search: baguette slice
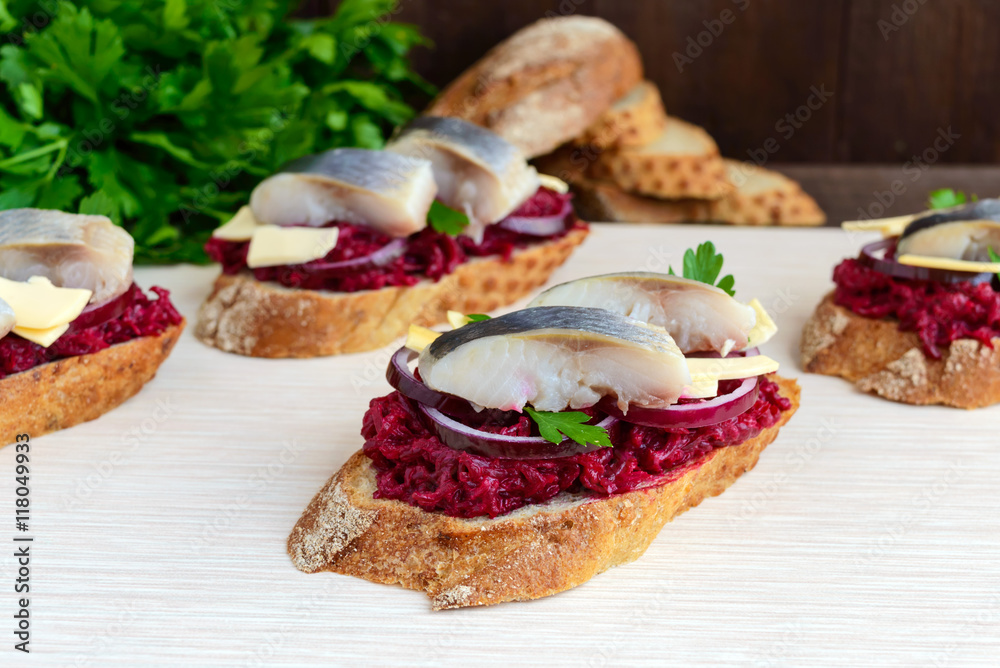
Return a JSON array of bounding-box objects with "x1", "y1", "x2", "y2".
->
[
  {"x1": 195, "y1": 228, "x2": 588, "y2": 358},
  {"x1": 711, "y1": 160, "x2": 825, "y2": 225},
  {"x1": 802, "y1": 293, "x2": 1000, "y2": 409},
  {"x1": 426, "y1": 16, "x2": 643, "y2": 159},
  {"x1": 573, "y1": 81, "x2": 667, "y2": 150},
  {"x1": 0, "y1": 322, "x2": 185, "y2": 446},
  {"x1": 589, "y1": 117, "x2": 731, "y2": 199},
  {"x1": 287, "y1": 375, "x2": 800, "y2": 610},
  {"x1": 536, "y1": 150, "x2": 824, "y2": 226}
]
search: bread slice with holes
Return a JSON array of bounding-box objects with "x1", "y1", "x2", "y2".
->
[
  {"x1": 287, "y1": 374, "x2": 800, "y2": 609},
  {"x1": 573, "y1": 81, "x2": 667, "y2": 150},
  {"x1": 536, "y1": 150, "x2": 824, "y2": 226},
  {"x1": 426, "y1": 16, "x2": 643, "y2": 159},
  {"x1": 588, "y1": 117, "x2": 731, "y2": 199},
  {"x1": 0, "y1": 322, "x2": 184, "y2": 445},
  {"x1": 195, "y1": 228, "x2": 588, "y2": 358},
  {"x1": 801, "y1": 293, "x2": 1000, "y2": 408}
]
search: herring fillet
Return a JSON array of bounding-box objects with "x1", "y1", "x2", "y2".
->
[
  {"x1": 388, "y1": 116, "x2": 540, "y2": 233},
  {"x1": 249, "y1": 148, "x2": 437, "y2": 238},
  {"x1": 418, "y1": 306, "x2": 691, "y2": 412},
  {"x1": 0, "y1": 297, "x2": 13, "y2": 339},
  {"x1": 0, "y1": 209, "x2": 134, "y2": 304},
  {"x1": 528, "y1": 272, "x2": 757, "y2": 354}
]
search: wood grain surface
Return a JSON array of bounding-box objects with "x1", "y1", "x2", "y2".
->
[
  {"x1": 2, "y1": 223, "x2": 998, "y2": 665},
  {"x1": 311, "y1": 0, "x2": 1000, "y2": 163}
]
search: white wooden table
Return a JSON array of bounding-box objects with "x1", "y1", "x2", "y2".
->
[{"x1": 3, "y1": 224, "x2": 998, "y2": 666}]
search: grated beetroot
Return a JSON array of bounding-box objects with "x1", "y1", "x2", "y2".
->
[
  {"x1": 362, "y1": 379, "x2": 793, "y2": 519},
  {"x1": 204, "y1": 188, "x2": 583, "y2": 292},
  {"x1": 0, "y1": 284, "x2": 183, "y2": 380},
  {"x1": 833, "y1": 258, "x2": 1000, "y2": 359}
]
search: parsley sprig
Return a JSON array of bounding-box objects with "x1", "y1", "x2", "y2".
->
[
  {"x1": 427, "y1": 201, "x2": 469, "y2": 235},
  {"x1": 524, "y1": 407, "x2": 612, "y2": 448},
  {"x1": 928, "y1": 188, "x2": 977, "y2": 210},
  {"x1": 668, "y1": 241, "x2": 735, "y2": 296}
]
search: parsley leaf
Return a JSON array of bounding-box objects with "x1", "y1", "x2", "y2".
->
[
  {"x1": 427, "y1": 200, "x2": 469, "y2": 235},
  {"x1": 668, "y1": 241, "x2": 736, "y2": 296},
  {"x1": 466, "y1": 314, "x2": 491, "y2": 322},
  {"x1": 0, "y1": 0, "x2": 433, "y2": 263},
  {"x1": 524, "y1": 407, "x2": 613, "y2": 448},
  {"x1": 928, "y1": 188, "x2": 977, "y2": 210}
]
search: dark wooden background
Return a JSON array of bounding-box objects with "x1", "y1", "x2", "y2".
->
[{"x1": 316, "y1": 0, "x2": 1000, "y2": 165}]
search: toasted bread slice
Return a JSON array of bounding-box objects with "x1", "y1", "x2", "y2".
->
[
  {"x1": 287, "y1": 375, "x2": 800, "y2": 609},
  {"x1": 802, "y1": 294, "x2": 1000, "y2": 408},
  {"x1": 536, "y1": 149, "x2": 824, "y2": 226},
  {"x1": 426, "y1": 16, "x2": 643, "y2": 158},
  {"x1": 0, "y1": 322, "x2": 185, "y2": 446},
  {"x1": 573, "y1": 81, "x2": 667, "y2": 150},
  {"x1": 588, "y1": 117, "x2": 731, "y2": 199},
  {"x1": 195, "y1": 228, "x2": 588, "y2": 358},
  {"x1": 713, "y1": 160, "x2": 825, "y2": 225}
]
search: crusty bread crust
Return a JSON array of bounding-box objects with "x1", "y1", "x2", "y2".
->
[
  {"x1": 195, "y1": 228, "x2": 588, "y2": 358},
  {"x1": 0, "y1": 322, "x2": 185, "y2": 446},
  {"x1": 573, "y1": 81, "x2": 667, "y2": 150},
  {"x1": 426, "y1": 16, "x2": 643, "y2": 158},
  {"x1": 802, "y1": 293, "x2": 1000, "y2": 408},
  {"x1": 287, "y1": 375, "x2": 800, "y2": 609}
]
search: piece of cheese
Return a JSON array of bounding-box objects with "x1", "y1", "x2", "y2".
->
[
  {"x1": 13, "y1": 323, "x2": 70, "y2": 348},
  {"x1": 842, "y1": 215, "x2": 913, "y2": 238},
  {"x1": 0, "y1": 276, "x2": 92, "y2": 330},
  {"x1": 682, "y1": 378, "x2": 719, "y2": 399},
  {"x1": 538, "y1": 173, "x2": 570, "y2": 194},
  {"x1": 446, "y1": 311, "x2": 471, "y2": 329},
  {"x1": 212, "y1": 205, "x2": 261, "y2": 241},
  {"x1": 405, "y1": 324, "x2": 441, "y2": 353},
  {"x1": 245, "y1": 226, "x2": 340, "y2": 269},
  {"x1": 686, "y1": 355, "x2": 780, "y2": 383},
  {"x1": 896, "y1": 254, "x2": 1000, "y2": 273},
  {"x1": 746, "y1": 298, "x2": 778, "y2": 347}
]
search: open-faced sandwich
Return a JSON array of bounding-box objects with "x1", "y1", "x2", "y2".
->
[
  {"x1": 288, "y1": 243, "x2": 800, "y2": 609},
  {"x1": 802, "y1": 198, "x2": 1000, "y2": 408},
  {"x1": 0, "y1": 209, "x2": 184, "y2": 445},
  {"x1": 196, "y1": 116, "x2": 587, "y2": 358}
]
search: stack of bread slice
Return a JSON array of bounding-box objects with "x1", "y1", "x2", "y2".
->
[{"x1": 429, "y1": 15, "x2": 824, "y2": 227}]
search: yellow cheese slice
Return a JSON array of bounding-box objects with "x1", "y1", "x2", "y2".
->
[
  {"x1": 13, "y1": 323, "x2": 70, "y2": 348},
  {"x1": 538, "y1": 173, "x2": 570, "y2": 194},
  {"x1": 896, "y1": 254, "x2": 1000, "y2": 273},
  {"x1": 212, "y1": 205, "x2": 260, "y2": 241},
  {"x1": 405, "y1": 324, "x2": 440, "y2": 352},
  {"x1": 841, "y1": 215, "x2": 913, "y2": 237},
  {"x1": 446, "y1": 310, "x2": 471, "y2": 329},
  {"x1": 245, "y1": 226, "x2": 340, "y2": 269},
  {"x1": 682, "y1": 378, "x2": 719, "y2": 399},
  {"x1": 746, "y1": 298, "x2": 778, "y2": 347},
  {"x1": 686, "y1": 355, "x2": 780, "y2": 383},
  {"x1": 0, "y1": 276, "x2": 92, "y2": 330}
]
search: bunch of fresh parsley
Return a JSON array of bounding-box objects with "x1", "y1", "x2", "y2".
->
[{"x1": 0, "y1": 0, "x2": 433, "y2": 263}]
